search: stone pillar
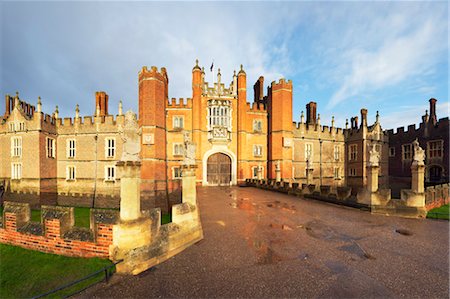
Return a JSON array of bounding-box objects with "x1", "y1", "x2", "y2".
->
[
  {"x1": 182, "y1": 165, "x2": 197, "y2": 206},
  {"x1": 306, "y1": 169, "x2": 313, "y2": 185},
  {"x1": 411, "y1": 163, "x2": 425, "y2": 194},
  {"x1": 367, "y1": 165, "x2": 379, "y2": 193},
  {"x1": 117, "y1": 161, "x2": 141, "y2": 221}
]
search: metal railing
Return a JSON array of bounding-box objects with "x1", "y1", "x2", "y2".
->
[{"x1": 33, "y1": 259, "x2": 123, "y2": 299}]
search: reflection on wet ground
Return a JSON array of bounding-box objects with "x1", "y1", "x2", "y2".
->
[{"x1": 80, "y1": 186, "x2": 449, "y2": 298}]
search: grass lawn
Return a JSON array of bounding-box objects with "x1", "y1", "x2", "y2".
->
[
  {"x1": 0, "y1": 243, "x2": 113, "y2": 299},
  {"x1": 427, "y1": 204, "x2": 449, "y2": 220}
]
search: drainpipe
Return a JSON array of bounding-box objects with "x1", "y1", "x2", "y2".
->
[{"x1": 319, "y1": 139, "x2": 323, "y2": 186}]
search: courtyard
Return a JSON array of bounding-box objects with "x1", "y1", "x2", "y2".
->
[{"x1": 80, "y1": 186, "x2": 448, "y2": 298}]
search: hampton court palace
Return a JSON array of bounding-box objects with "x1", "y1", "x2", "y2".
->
[{"x1": 1, "y1": 60, "x2": 447, "y2": 209}]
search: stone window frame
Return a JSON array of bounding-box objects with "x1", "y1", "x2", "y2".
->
[
  {"x1": 427, "y1": 140, "x2": 443, "y2": 159},
  {"x1": 305, "y1": 143, "x2": 313, "y2": 162},
  {"x1": 253, "y1": 119, "x2": 263, "y2": 133},
  {"x1": 46, "y1": 137, "x2": 56, "y2": 159},
  {"x1": 334, "y1": 167, "x2": 341, "y2": 179},
  {"x1": 334, "y1": 145, "x2": 340, "y2": 161},
  {"x1": 173, "y1": 143, "x2": 184, "y2": 156},
  {"x1": 9, "y1": 122, "x2": 15, "y2": 132},
  {"x1": 253, "y1": 145, "x2": 263, "y2": 157},
  {"x1": 66, "y1": 165, "x2": 76, "y2": 181},
  {"x1": 11, "y1": 162, "x2": 22, "y2": 180},
  {"x1": 104, "y1": 165, "x2": 116, "y2": 182},
  {"x1": 349, "y1": 144, "x2": 357, "y2": 161},
  {"x1": 172, "y1": 167, "x2": 182, "y2": 179},
  {"x1": 349, "y1": 168, "x2": 356, "y2": 177},
  {"x1": 11, "y1": 136, "x2": 22, "y2": 157},
  {"x1": 402, "y1": 143, "x2": 412, "y2": 160},
  {"x1": 251, "y1": 166, "x2": 264, "y2": 179},
  {"x1": 105, "y1": 137, "x2": 116, "y2": 159},
  {"x1": 173, "y1": 115, "x2": 184, "y2": 130},
  {"x1": 389, "y1": 147, "x2": 395, "y2": 157},
  {"x1": 66, "y1": 139, "x2": 76, "y2": 159}
]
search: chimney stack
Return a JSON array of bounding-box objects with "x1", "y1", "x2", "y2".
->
[
  {"x1": 253, "y1": 76, "x2": 264, "y2": 102},
  {"x1": 429, "y1": 98, "x2": 437, "y2": 125},
  {"x1": 360, "y1": 108, "x2": 368, "y2": 128},
  {"x1": 306, "y1": 101, "x2": 317, "y2": 125}
]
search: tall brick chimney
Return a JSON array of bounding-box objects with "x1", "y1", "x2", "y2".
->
[
  {"x1": 253, "y1": 76, "x2": 264, "y2": 102},
  {"x1": 95, "y1": 91, "x2": 109, "y2": 116},
  {"x1": 306, "y1": 102, "x2": 317, "y2": 125},
  {"x1": 360, "y1": 108, "x2": 368, "y2": 128},
  {"x1": 429, "y1": 98, "x2": 437, "y2": 125}
]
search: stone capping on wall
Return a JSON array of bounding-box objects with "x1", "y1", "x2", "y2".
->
[
  {"x1": 245, "y1": 179, "x2": 363, "y2": 209},
  {"x1": 55, "y1": 113, "x2": 125, "y2": 127},
  {"x1": 425, "y1": 183, "x2": 450, "y2": 211},
  {"x1": 386, "y1": 117, "x2": 449, "y2": 135},
  {"x1": 0, "y1": 201, "x2": 119, "y2": 258},
  {"x1": 167, "y1": 98, "x2": 193, "y2": 109},
  {"x1": 293, "y1": 121, "x2": 344, "y2": 136}
]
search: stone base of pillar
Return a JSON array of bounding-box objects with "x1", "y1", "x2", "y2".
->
[
  {"x1": 182, "y1": 165, "x2": 197, "y2": 206},
  {"x1": 275, "y1": 169, "x2": 281, "y2": 182},
  {"x1": 306, "y1": 169, "x2": 314, "y2": 185},
  {"x1": 357, "y1": 189, "x2": 391, "y2": 206},
  {"x1": 401, "y1": 190, "x2": 425, "y2": 208}
]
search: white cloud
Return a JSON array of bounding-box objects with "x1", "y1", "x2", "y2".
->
[{"x1": 327, "y1": 15, "x2": 446, "y2": 109}]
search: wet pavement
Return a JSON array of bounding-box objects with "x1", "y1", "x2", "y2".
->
[{"x1": 78, "y1": 186, "x2": 449, "y2": 298}]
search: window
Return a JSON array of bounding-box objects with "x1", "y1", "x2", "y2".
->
[
  {"x1": 105, "y1": 166, "x2": 116, "y2": 181},
  {"x1": 208, "y1": 101, "x2": 231, "y2": 129},
  {"x1": 334, "y1": 145, "x2": 340, "y2": 161},
  {"x1": 105, "y1": 138, "x2": 115, "y2": 158},
  {"x1": 334, "y1": 167, "x2": 340, "y2": 179},
  {"x1": 389, "y1": 147, "x2": 395, "y2": 157},
  {"x1": 18, "y1": 122, "x2": 25, "y2": 131},
  {"x1": 66, "y1": 166, "x2": 76, "y2": 181},
  {"x1": 349, "y1": 168, "x2": 356, "y2": 176},
  {"x1": 252, "y1": 167, "x2": 259, "y2": 179},
  {"x1": 427, "y1": 140, "x2": 443, "y2": 159},
  {"x1": 11, "y1": 137, "x2": 22, "y2": 157},
  {"x1": 252, "y1": 166, "x2": 263, "y2": 179},
  {"x1": 46, "y1": 138, "x2": 55, "y2": 158},
  {"x1": 349, "y1": 144, "x2": 357, "y2": 161},
  {"x1": 173, "y1": 167, "x2": 182, "y2": 179},
  {"x1": 67, "y1": 139, "x2": 76, "y2": 158},
  {"x1": 253, "y1": 145, "x2": 263, "y2": 157},
  {"x1": 253, "y1": 120, "x2": 262, "y2": 133},
  {"x1": 305, "y1": 143, "x2": 313, "y2": 161},
  {"x1": 173, "y1": 143, "x2": 184, "y2": 156},
  {"x1": 9, "y1": 123, "x2": 15, "y2": 132},
  {"x1": 402, "y1": 144, "x2": 412, "y2": 160},
  {"x1": 11, "y1": 163, "x2": 22, "y2": 179},
  {"x1": 173, "y1": 116, "x2": 184, "y2": 129}
]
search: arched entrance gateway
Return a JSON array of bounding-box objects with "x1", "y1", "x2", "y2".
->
[{"x1": 206, "y1": 153, "x2": 231, "y2": 186}]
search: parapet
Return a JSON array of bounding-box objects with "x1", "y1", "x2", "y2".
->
[
  {"x1": 167, "y1": 98, "x2": 193, "y2": 109},
  {"x1": 245, "y1": 102, "x2": 267, "y2": 112},
  {"x1": 138, "y1": 66, "x2": 168, "y2": 83},
  {"x1": 271, "y1": 78, "x2": 293, "y2": 91}
]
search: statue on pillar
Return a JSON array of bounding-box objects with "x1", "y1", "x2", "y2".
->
[
  {"x1": 368, "y1": 144, "x2": 380, "y2": 167},
  {"x1": 119, "y1": 110, "x2": 141, "y2": 162},
  {"x1": 412, "y1": 139, "x2": 425, "y2": 166},
  {"x1": 183, "y1": 131, "x2": 196, "y2": 166}
]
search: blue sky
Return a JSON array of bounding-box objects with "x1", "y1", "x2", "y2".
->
[{"x1": 1, "y1": 1, "x2": 448, "y2": 130}]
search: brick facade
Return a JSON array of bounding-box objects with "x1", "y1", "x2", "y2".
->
[{"x1": 1, "y1": 60, "x2": 389, "y2": 209}]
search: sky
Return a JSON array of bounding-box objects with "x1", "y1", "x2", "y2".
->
[{"x1": 1, "y1": 1, "x2": 448, "y2": 131}]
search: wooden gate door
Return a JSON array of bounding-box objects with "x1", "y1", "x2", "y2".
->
[{"x1": 207, "y1": 153, "x2": 231, "y2": 186}]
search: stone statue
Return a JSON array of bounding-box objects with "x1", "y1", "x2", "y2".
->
[
  {"x1": 368, "y1": 144, "x2": 380, "y2": 167},
  {"x1": 183, "y1": 131, "x2": 196, "y2": 166},
  {"x1": 412, "y1": 138, "x2": 425, "y2": 166},
  {"x1": 119, "y1": 110, "x2": 141, "y2": 161}
]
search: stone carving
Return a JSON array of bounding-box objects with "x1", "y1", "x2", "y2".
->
[
  {"x1": 412, "y1": 138, "x2": 425, "y2": 166},
  {"x1": 368, "y1": 144, "x2": 380, "y2": 167},
  {"x1": 119, "y1": 110, "x2": 141, "y2": 161},
  {"x1": 183, "y1": 131, "x2": 196, "y2": 166},
  {"x1": 306, "y1": 158, "x2": 313, "y2": 169}
]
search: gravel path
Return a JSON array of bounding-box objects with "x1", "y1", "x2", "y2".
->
[{"x1": 77, "y1": 186, "x2": 449, "y2": 298}]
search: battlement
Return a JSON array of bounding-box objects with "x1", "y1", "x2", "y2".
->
[
  {"x1": 388, "y1": 116, "x2": 449, "y2": 135},
  {"x1": 54, "y1": 113, "x2": 125, "y2": 129},
  {"x1": 167, "y1": 98, "x2": 193, "y2": 109},
  {"x1": 294, "y1": 121, "x2": 345, "y2": 137},
  {"x1": 138, "y1": 66, "x2": 168, "y2": 82},
  {"x1": 271, "y1": 78, "x2": 293, "y2": 91},
  {"x1": 245, "y1": 102, "x2": 267, "y2": 112}
]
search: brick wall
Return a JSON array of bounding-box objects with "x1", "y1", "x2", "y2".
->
[
  {"x1": 425, "y1": 183, "x2": 450, "y2": 211},
  {"x1": 0, "y1": 202, "x2": 117, "y2": 258}
]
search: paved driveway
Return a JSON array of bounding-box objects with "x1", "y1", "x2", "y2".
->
[{"x1": 79, "y1": 186, "x2": 449, "y2": 298}]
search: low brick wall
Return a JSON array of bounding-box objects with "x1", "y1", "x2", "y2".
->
[
  {"x1": 425, "y1": 183, "x2": 450, "y2": 211},
  {"x1": 0, "y1": 202, "x2": 118, "y2": 258}
]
